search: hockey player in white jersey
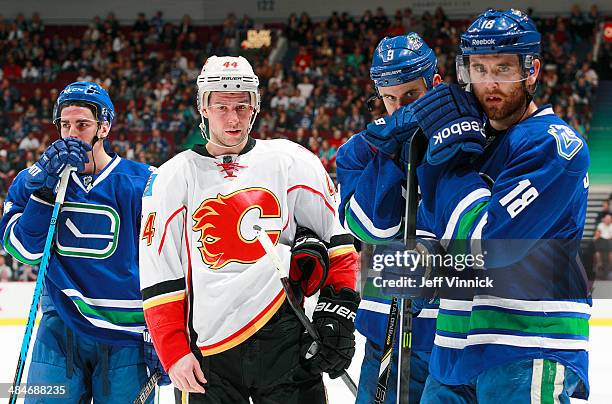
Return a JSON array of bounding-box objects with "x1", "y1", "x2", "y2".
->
[{"x1": 139, "y1": 56, "x2": 360, "y2": 403}]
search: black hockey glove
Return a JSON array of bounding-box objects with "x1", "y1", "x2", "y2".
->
[
  {"x1": 289, "y1": 226, "x2": 330, "y2": 297},
  {"x1": 301, "y1": 285, "x2": 360, "y2": 378}
]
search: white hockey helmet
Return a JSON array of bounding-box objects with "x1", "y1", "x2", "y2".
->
[{"x1": 197, "y1": 56, "x2": 260, "y2": 138}]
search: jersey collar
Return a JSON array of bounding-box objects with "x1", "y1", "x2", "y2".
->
[{"x1": 72, "y1": 154, "x2": 121, "y2": 193}]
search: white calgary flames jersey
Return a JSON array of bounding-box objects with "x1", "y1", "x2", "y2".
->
[{"x1": 139, "y1": 138, "x2": 357, "y2": 370}]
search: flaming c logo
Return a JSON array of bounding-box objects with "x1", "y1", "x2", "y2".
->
[{"x1": 192, "y1": 188, "x2": 281, "y2": 269}]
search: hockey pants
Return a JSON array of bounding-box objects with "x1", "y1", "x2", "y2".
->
[
  {"x1": 24, "y1": 310, "x2": 151, "y2": 403},
  {"x1": 175, "y1": 300, "x2": 326, "y2": 404},
  {"x1": 421, "y1": 358, "x2": 582, "y2": 403}
]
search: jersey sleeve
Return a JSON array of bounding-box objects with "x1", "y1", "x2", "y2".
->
[
  {"x1": 139, "y1": 165, "x2": 191, "y2": 371},
  {"x1": 287, "y1": 143, "x2": 358, "y2": 291},
  {"x1": 0, "y1": 170, "x2": 54, "y2": 265},
  {"x1": 324, "y1": 217, "x2": 358, "y2": 291},
  {"x1": 336, "y1": 133, "x2": 406, "y2": 244},
  {"x1": 417, "y1": 124, "x2": 589, "y2": 257}
]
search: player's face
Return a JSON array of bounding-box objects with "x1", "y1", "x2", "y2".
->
[
  {"x1": 59, "y1": 106, "x2": 109, "y2": 146},
  {"x1": 469, "y1": 54, "x2": 527, "y2": 121},
  {"x1": 379, "y1": 79, "x2": 428, "y2": 115},
  {"x1": 203, "y1": 92, "x2": 254, "y2": 148}
]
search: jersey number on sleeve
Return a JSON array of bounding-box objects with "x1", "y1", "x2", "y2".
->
[
  {"x1": 499, "y1": 179, "x2": 539, "y2": 219},
  {"x1": 142, "y1": 212, "x2": 156, "y2": 246}
]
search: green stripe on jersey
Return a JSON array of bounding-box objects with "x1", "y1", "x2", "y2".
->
[
  {"x1": 436, "y1": 312, "x2": 471, "y2": 334},
  {"x1": 72, "y1": 298, "x2": 145, "y2": 325},
  {"x1": 541, "y1": 359, "x2": 557, "y2": 404},
  {"x1": 471, "y1": 310, "x2": 589, "y2": 337},
  {"x1": 345, "y1": 203, "x2": 398, "y2": 245},
  {"x1": 362, "y1": 278, "x2": 392, "y2": 300},
  {"x1": 449, "y1": 201, "x2": 488, "y2": 255},
  {"x1": 3, "y1": 228, "x2": 42, "y2": 265}
]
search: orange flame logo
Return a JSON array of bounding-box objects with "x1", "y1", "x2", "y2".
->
[{"x1": 192, "y1": 188, "x2": 281, "y2": 269}]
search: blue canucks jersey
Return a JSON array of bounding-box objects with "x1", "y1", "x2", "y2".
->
[
  {"x1": 416, "y1": 105, "x2": 590, "y2": 398},
  {"x1": 0, "y1": 155, "x2": 153, "y2": 346},
  {"x1": 336, "y1": 133, "x2": 438, "y2": 351}
]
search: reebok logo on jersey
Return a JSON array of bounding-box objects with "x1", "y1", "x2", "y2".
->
[
  {"x1": 314, "y1": 302, "x2": 356, "y2": 321},
  {"x1": 471, "y1": 38, "x2": 496, "y2": 46},
  {"x1": 433, "y1": 121, "x2": 484, "y2": 145}
]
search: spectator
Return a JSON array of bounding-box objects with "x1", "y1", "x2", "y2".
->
[
  {"x1": 596, "y1": 200, "x2": 611, "y2": 224},
  {"x1": 594, "y1": 214, "x2": 612, "y2": 279},
  {"x1": 16, "y1": 264, "x2": 37, "y2": 282},
  {"x1": 0, "y1": 149, "x2": 15, "y2": 188},
  {"x1": 21, "y1": 61, "x2": 40, "y2": 81},
  {"x1": 294, "y1": 46, "x2": 313, "y2": 71},
  {"x1": 0, "y1": 255, "x2": 11, "y2": 282},
  {"x1": 133, "y1": 12, "x2": 150, "y2": 34}
]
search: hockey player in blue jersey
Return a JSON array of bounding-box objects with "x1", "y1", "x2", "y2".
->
[
  {"x1": 363, "y1": 9, "x2": 590, "y2": 403},
  {"x1": 335, "y1": 34, "x2": 442, "y2": 403},
  {"x1": 0, "y1": 82, "x2": 167, "y2": 402}
]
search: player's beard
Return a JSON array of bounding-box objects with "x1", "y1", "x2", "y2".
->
[{"x1": 474, "y1": 81, "x2": 527, "y2": 122}]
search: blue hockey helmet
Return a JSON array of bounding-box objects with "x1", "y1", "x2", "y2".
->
[
  {"x1": 53, "y1": 81, "x2": 115, "y2": 127},
  {"x1": 460, "y1": 9, "x2": 540, "y2": 56},
  {"x1": 370, "y1": 33, "x2": 438, "y2": 90},
  {"x1": 457, "y1": 9, "x2": 541, "y2": 85}
]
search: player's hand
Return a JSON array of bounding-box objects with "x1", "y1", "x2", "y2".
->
[
  {"x1": 409, "y1": 83, "x2": 485, "y2": 165},
  {"x1": 378, "y1": 239, "x2": 440, "y2": 299},
  {"x1": 142, "y1": 328, "x2": 171, "y2": 386},
  {"x1": 24, "y1": 138, "x2": 91, "y2": 193},
  {"x1": 301, "y1": 286, "x2": 360, "y2": 378},
  {"x1": 168, "y1": 353, "x2": 206, "y2": 393},
  {"x1": 362, "y1": 105, "x2": 419, "y2": 157},
  {"x1": 289, "y1": 226, "x2": 329, "y2": 297}
]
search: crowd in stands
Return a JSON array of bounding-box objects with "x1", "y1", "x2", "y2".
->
[
  {"x1": 0, "y1": 6, "x2": 610, "y2": 281},
  {"x1": 594, "y1": 198, "x2": 612, "y2": 279}
]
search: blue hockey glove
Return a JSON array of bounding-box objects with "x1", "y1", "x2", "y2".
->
[
  {"x1": 409, "y1": 83, "x2": 486, "y2": 165},
  {"x1": 362, "y1": 105, "x2": 420, "y2": 157},
  {"x1": 377, "y1": 239, "x2": 440, "y2": 299},
  {"x1": 24, "y1": 138, "x2": 91, "y2": 193},
  {"x1": 143, "y1": 328, "x2": 171, "y2": 386}
]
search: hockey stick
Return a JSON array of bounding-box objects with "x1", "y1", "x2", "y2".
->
[
  {"x1": 396, "y1": 131, "x2": 428, "y2": 404},
  {"x1": 10, "y1": 167, "x2": 74, "y2": 404},
  {"x1": 254, "y1": 226, "x2": 358, "y2": 397},
  {"x1": 133, "y1": 370, "x2": 161, "y2": 404},
  {"x1": 373, "y1": 130, "x2": 427, "y2": 404},
  {"x1": 374, "y1": 296, "x2": 399, "y2": 403}
]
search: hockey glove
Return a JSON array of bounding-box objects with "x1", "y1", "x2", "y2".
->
[
  {"x1": 143, "y1": 328, "x2": 171, "y2": 386},
  {"x1": 409, "y1": 83, "x2": 485, "y2": 165},
  {"x1": 24, "y1": 138, "x2": 91, "y2": 193},
  {"x1": 289, "y1": 226, "x2": 330, "y2": 297},
  {"x1": 362, "y1": 105, "x2": 420, "y2": 157},
  {"x1": 302, "y1": 286, "x2": 360, "y2": 378},
  {"x1": 378, "y1": 238, "x2": 441, "y2": 299}
]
